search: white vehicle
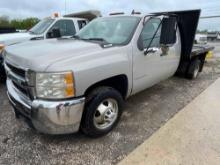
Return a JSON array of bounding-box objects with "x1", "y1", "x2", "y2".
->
[
  {"x1": 0, "y1": 10, "x2": 102, "y2": 47},
  {"x1": 0, "y1": 16, "x2": 88, "y2": 46},
  {"x1": 195, "y1": 34, "x2": 207, "y2": 44},
  {"x1": 0, "y1": 10, "x2": 101, "y2": 81}
]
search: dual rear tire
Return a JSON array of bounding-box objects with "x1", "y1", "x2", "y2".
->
[{"x1": 186, "y1": 59, "x2": 201, "y2": 79}]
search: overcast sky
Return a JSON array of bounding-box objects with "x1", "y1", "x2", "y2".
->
[{"x1": 1, "y1": 0, "x2": 220, "y2": 30}]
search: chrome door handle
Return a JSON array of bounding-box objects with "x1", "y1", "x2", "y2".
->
[{"x1": 144, "y1": 47, "x2": 159, "y2": 55}]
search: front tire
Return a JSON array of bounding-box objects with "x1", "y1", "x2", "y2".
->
[{"x1": 81, "y1": 87, "x2": 123, "y2": 138}]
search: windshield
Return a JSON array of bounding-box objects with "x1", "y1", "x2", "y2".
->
[
  {"x1": 29, "y1": 18, "x2": 54, "y2": 35},
  {"x1": 76, "y1": 16, "x2": 141, "y2": 45}
]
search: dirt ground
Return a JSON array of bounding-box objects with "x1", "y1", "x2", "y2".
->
[{"x1": 0, "y1": 43, "x2": 220, "y2": 165}]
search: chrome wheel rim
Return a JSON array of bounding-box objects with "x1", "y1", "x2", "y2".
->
[{"x1": 94, "y1": 98, "x2": 118, "y2": 130}]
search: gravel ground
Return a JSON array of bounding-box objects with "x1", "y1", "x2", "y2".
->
[{"x1": 0, "y1": 44, "x2": 220, "y2": 165}]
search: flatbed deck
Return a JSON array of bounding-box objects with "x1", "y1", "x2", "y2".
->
[{"x1": 191, "y1": 45, "x2": 214, "y2": 57}]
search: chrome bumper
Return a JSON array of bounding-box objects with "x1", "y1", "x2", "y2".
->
[{"x1": 7, "y1": 79, "x2": 85, "y2": 135}]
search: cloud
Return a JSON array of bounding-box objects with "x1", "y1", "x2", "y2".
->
[{"x1": 0, "y1": 0, "x2": 220, "y2": 30}]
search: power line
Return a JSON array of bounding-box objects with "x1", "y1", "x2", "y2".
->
[{"x1": 200, "y1": 15, "x2": 220, "y2": 19}]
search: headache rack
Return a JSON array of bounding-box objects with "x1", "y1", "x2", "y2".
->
[{"x1": 151, "y1": 9, "x2": 201, "y2": 61}]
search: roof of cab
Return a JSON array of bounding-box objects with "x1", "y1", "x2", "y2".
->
[
  {"x1": 64, "y1": 10, "x2": 101, "y2": 21},
  {"x1": 44, "y1": 16, "x2": 88, "y2": 21},
  {"x1": 56, "y1": 17, "x2": 88, "y2": 21}
]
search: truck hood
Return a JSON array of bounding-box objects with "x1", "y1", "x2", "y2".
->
[
  {"x1": 0, "y1": 32, "x2": 37, "y2": 46},
  {"x1": 5, "y1": 39, "x2": 103, "y2": 71}
]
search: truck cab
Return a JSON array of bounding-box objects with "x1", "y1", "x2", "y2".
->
[
  {"x1": 4, "y1": 10, "x2": 209, "y2": 137},
  {"x1": 0, "y1": 16, "x2": 88, "y2": 46},
  {"x1": 0, "y1": 10, "x2": 102, "y2": 47},
  {"x1": 0, "y1": 16, "x2": 88, "y2": 81}
]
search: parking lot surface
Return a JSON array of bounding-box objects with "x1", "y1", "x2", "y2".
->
[
  {"x1": 1, "y1": 43, "x2": 220, "y2": 165},
  {"x1": 119, "y1": 77, "x2": 220, "y2": 165}
]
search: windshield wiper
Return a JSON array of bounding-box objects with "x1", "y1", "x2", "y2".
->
[
  {"x1": 86, "y1": 38, "x2": 108, "y2": 43},
  {"x1": 72, "y1": 36, "x2": 108, "y2": 43},
  {"x1": 72, "y1": 36, "x2": 113, "y2": 47}
]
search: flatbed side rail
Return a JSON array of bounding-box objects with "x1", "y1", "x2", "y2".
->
[{"x1": 191, "y1": 45, "x2": 214, "y2": 57}]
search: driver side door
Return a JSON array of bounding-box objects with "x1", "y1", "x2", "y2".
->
[{"x1": 132, "y1": 17, "x2": 164, "y2": 94}]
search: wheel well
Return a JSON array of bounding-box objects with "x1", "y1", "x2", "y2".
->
[
  {"x1": 176, "y1": 53, "x2": 206, "y2": 77},
  {"x1": 84, "y1": 75, "x2": 128, "y2": 99}
]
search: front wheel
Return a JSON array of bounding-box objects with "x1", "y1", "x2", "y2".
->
[{"x1": 81, "y1": 87, "x2": 124, "y2": 138}]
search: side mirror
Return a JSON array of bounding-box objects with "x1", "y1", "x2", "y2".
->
[
  {"x1": 160, "y1": 17, "x2": 177, "y2": 46},
  {"x1": 52, "y1": 28, "x2": 61, "y2": 38}
]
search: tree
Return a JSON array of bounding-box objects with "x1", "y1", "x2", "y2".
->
[
  {"x1": 11, "y1": 17, "x2": 40, "y2": 30},
  {"x1": 0, "y1": 16, "x2": 40, "y2": 29}
]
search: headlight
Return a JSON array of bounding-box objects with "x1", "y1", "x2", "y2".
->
[{"x1": 36, "y1": 71, "x2": 75, "y2": 99}]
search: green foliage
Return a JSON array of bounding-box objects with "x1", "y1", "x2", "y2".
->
[{"x1": 0, "y1": 16, "x2": 40, "y2": 30}]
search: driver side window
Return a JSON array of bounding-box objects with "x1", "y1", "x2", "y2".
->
[
  {"x1": 47, "y1": 20, "x2": 76, "y2": 38},
  {"x1": 140, "y1": 18, "x2": 161, "y2": 48}
]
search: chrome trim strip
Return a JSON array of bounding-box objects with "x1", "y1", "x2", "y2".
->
[
  {"x1": 4, "y1": 59, "x2": 29, "y2": 72},
  {"x1": 4, "y1": 62, "x2": 26, "y2": 85}
]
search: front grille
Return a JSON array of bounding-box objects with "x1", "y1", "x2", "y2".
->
[
  {"x1": 6, "y1": 62, "x2": 26, "y2": 78},
  {"x1": 5, "y1": 62, "x2": 31, "y2": 99},
  {"x1": 13, "y1": 81, "x2": 29, "y2": 97}
]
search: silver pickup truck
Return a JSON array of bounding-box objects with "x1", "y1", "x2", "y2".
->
[{"x1": 4, "y1": 10, "x2": 213, "y2": 137}]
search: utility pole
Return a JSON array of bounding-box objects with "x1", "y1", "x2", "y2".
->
[{"x1": 65, "y1": 0, "x2": 67, "y2": 15}]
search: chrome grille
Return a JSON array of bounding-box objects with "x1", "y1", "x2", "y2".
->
[
  {"x1": 4, "y1": 61, "x2": 31, "y2": 99},
  {"x1": 13, "y1": 81, "x2": 29, "y2": 96},
  {"x1": 6, "y1": 62, "x2": 26, "y2": 78}
]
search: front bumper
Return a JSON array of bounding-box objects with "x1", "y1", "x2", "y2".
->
[{"x1": 7, "y1": 79, "x2": 85, "y2": 135}]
